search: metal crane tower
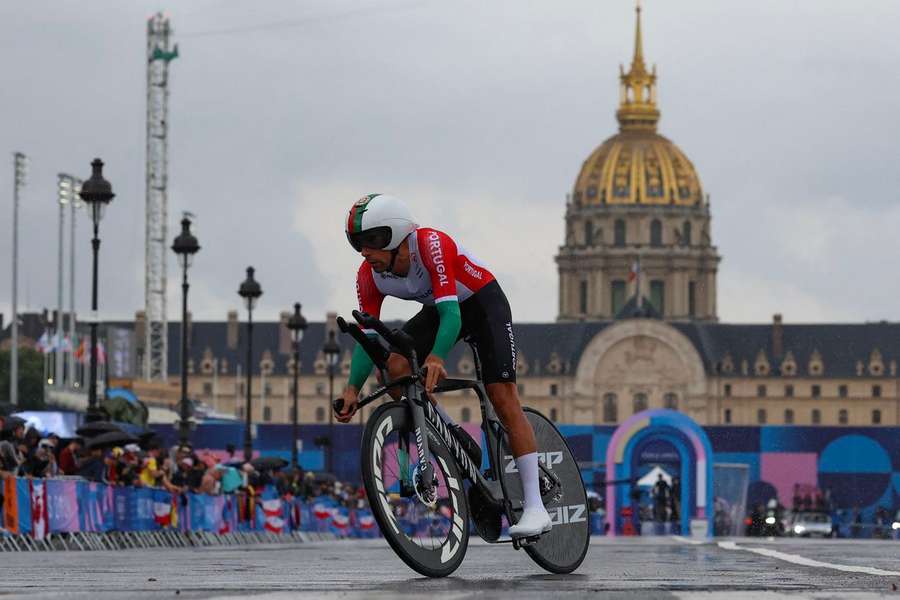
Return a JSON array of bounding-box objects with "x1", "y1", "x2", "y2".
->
[{"x1": 144, "y1": 13, "x2": 178, "y2": 381}]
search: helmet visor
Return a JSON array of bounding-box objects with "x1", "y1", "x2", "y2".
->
[{"x1": 346, "y1": 226, "x2": 393, "y2": 252}]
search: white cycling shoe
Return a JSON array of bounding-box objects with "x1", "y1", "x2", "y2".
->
[{"x1": 508, "y1": 507, "x2": 552, "y2": 539}]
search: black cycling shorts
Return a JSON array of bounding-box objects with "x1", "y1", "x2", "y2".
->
[{"x1": 401, "y1": 280, "x2": 517, "y2": 385}]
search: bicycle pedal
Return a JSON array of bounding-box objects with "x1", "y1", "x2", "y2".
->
[{"x1": 511, "y1": 534, "x2": 541, "y2": 550}]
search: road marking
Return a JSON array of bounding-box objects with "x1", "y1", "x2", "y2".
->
[
  {"x1": 717, "y1": 540, "x2": 900, "y2": 577},
  {"x1": 672, "y1": 535, "x2": 705, "y2": 545}
]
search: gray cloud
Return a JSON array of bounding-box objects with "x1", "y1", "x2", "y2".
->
[{"x1": 1, "y1": 0, "x2": 899, "y2": 327}]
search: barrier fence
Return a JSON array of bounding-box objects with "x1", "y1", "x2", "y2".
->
[{"x1": 1, "y1": 477, "x2": 380, "y2": 545}]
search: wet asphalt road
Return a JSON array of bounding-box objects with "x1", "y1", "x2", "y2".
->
[{"x1": 2, "y1": 537, "x2": 899, "y2": 599}]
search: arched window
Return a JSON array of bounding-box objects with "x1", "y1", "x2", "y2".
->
[
  {"x1": 614, "y1": 219, "x2": 626, "y2": 247},
  {"x1": 838, "y1": 409, "x2": 848, "y2": 425},
  {"x1": 461, "y1": 407, "x2": 471, "y2": 423},
  {"x1": 811, "y1": 409, "x2": 821, "y2": 424},
  {"x1": 632, "y1": 393, "x2": 648, "y2": 413},
  {"x1": 682, "y1": 221, "x2": 692, "y2": 246},
  {"x1": 872, "y1": 409, "x2": 882, "y2": 425},
  {"x1": 663, "y1": 393, "x2": 678, "y2": 410},
  {"x1": 263, "y1": 406, "x2": 272, "y2": 422},
  {"x1": 550, "y1": 408, "x2": 558, "y2": 422},
  {"x1": 784, "y1": 409, "x2": 794, "y2": 424},
  {"x1": 315, "y1": 406, "x2": 326, "y2": 423},
  {"x1": 650, "y1": 219, "x2": 662, "y2": 247},
  {"x1": 584, "y1": 220, "x2": 594, "y2": 246},
  {"x1": 603, "y1": 393, "x2": 618, "y2": 423},
  {"x1": 757, "y1": 409, "x2": 767, "y2": 424}
]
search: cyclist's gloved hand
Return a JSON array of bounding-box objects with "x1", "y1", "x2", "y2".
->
[
  {"x1": 422, "y1": 354, "x2": 448, "y2": 393},
  {"x1": 335, "y1": 386, "x2": 360, "y2": 423}
]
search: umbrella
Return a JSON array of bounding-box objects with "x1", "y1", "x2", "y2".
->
[
  {"x1": 76, "y1": 421, "x2": 124, "y2": 438},
  {"x1": 85, "y1": 430, "x2": 138, "y2": 450},
  {"x1": 311, "y1": 471, "x2": 337, "y2": 483},
  {"x1": 250, "y1": 456, "x2": 288, "y2": 471}
]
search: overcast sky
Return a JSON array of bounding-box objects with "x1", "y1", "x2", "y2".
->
[{"x1": 2, "y1": 0, "x2": 899, "y2": 327}]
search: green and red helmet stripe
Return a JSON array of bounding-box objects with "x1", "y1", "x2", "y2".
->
[{"x1": 347, "y1": 194, "x2": 380, "y2": 234}]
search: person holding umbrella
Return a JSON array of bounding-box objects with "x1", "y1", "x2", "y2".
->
[{"x1": 77, "y1": 446, "x2": 107, "y2": 482}]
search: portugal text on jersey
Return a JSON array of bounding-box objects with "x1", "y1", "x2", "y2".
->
[{"x1": 356, "y1": 227, "x2": 495, "y2": 322}]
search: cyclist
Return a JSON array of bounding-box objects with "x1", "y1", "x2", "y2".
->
[{"x1": 335, "y1": 193, "x2": 552, "y2": 539}]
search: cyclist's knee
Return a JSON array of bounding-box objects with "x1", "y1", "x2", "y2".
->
[{"x1": 386, "y1": 353, "x2": 411, "y2": 379}]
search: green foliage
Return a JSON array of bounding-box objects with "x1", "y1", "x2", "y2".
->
[{"x1": 0, "y1": 348, "x2": 46, "y2": 410}]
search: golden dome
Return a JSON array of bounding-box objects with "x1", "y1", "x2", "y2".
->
[{"x1": 572, "y1": 4, "x2": 703, "y2": 208}]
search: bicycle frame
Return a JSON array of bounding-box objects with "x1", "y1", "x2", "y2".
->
[
  {"x1": 356, "y1": 352, "x2": 509, "y2": 510},
  {"x1": 338, "y1": 310, "x2": 560, "y2": 525}
]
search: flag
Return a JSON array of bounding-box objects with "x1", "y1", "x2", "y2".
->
[
  {"x1": 3, "y1": 477, "x2": 18, "y2": 534},
  {"x1": 36, "y1": 331, "x2": 51, "y2": 354},
  {"x1": 262, "y1": 499, "x2": 284, "y2": 533},
  {"x1": 357, "y1": 510, "x2": 376, "y2": 531},
  {"x1": 46, "y1": 479, "x2": 80, "y2": 533},
  {"x1": 330, "y1": 508, "x2": 351, "y2": 537},
  {"x1": 77, "y1": 340, "x2": 107, "y2": 365},
  {"x1": 153, "y1": 498, "x2": 172, "y2": 527},
  {"x1": 30, "y1": 479, "x2": 48, "y2": 540},
  {"x1": 628, "y1": 260, "x2": 640, "y2": 282},
  {"x1": 60, "y1": 336, "x2": 73, "y2": 353},
  {"x1": 219, "y1": 496, "x2": 233, "y2": 534}
]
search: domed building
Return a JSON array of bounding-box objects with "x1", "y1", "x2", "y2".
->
[{"x1": 557, "y1": 4, "x2": 720, "y2": 321}]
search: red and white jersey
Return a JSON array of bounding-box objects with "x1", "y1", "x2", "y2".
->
[{"x1": 356, "y1": 227, "x2": 495, "y2": 320}]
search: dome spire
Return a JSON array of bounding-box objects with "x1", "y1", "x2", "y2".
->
[
  {"x1": 632, "y1": 0, "x2": 645, "y2": 69},
  {"x1": 617, "y1": 0, "x2": 660, "y2": 132}
]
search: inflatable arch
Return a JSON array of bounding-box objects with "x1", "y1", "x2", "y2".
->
[{"x1": 605, "y1": 409, "x2": 714, "y2": 537}]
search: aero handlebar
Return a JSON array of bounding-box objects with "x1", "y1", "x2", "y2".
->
[
  {"x1": 332, "y1": 311, "x2": 420, "y2": 415},
  {"x1": 351, "y1": 310, "x2": 416, "y2": 357},
  {"x1": 336, "y1": 315, "x2": 390, "y2": 368}
]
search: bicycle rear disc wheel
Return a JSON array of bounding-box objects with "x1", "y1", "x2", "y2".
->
[
  {"x1": 361, "y1": 401, "x2": 469, "y2": 578},
  {"x1": 500, "y1": 408, "x2": 590, "y2": 574}
]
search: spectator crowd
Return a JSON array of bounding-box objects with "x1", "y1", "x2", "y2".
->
[{"x1": 0, "y1": 414, "x2": 367, "y2": 513}]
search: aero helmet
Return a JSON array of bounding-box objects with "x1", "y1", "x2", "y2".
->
[{"x1": 345, "y1": 194, "x2": 417, "y2": 252}]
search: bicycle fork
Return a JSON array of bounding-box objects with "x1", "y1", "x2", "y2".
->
[{"x1": 407, "y1": 385, "x2": 439, "y2": 507}]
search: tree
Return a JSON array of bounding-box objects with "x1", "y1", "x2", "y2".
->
[{"x1": 0, "y1": 348, "x2": 46, "y2": 410}]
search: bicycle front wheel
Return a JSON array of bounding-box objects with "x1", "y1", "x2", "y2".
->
[{"x1": 361, "y1": 401, "x2": 470, "y2": 578}]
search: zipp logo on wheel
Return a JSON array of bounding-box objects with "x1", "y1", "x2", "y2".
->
[
  {"x1": 503, "y1": 451, "x2": 563, "y2": 473},
  {"x1": 548, "y1": 504, "x2": 587, "y2": 526}
]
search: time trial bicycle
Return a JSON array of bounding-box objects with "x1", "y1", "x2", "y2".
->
[{"x1": 332, "y1": 310, "x2": 590, "y2": 577}]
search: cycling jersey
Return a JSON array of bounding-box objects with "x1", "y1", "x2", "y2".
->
[
  {"x1": 349, "y1": 226, "x2": 514, "y2": 389},
  {"x1": 355, "y1": 227, "x2": 496, "y2": 329}
]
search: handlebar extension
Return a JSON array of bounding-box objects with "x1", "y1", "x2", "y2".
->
[{"x1": 351, "y1": 310, "x2": 416, "y2": 357}]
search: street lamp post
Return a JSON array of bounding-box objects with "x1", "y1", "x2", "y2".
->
[
  {"x1": 55, "y1": 175, "x2": 68, "y2": 388},
  {"x1": 238, "y1": 267, "x2": 262, "y2": 461},
  {"x1": 322, "y1": 330, "x2": 341, "y2": 474},
  {"x1": 10, "y1": 152, "x2": 27, "y2": 407},
  {"x1": 286, "y1": 303, "x2": 307, "y2": 470},
  {"x1": 172, "y1": 217, "x2": 200, "y2": 446},
  {"x1": 78, "y1": 159, "x2": 115, "y2": 420},
  {"x1": 58, "y1": 175, "x2": 83, "y2": 389}
]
